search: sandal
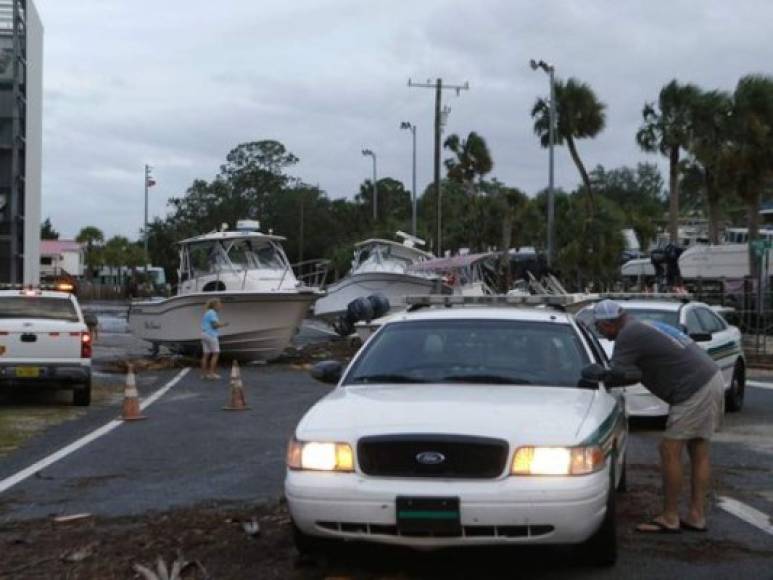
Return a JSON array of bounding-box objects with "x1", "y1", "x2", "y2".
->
[{"x1": 636, "y1": 519, "x2": 681, "y2": 534}]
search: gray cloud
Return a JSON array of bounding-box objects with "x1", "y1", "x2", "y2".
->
[{"x1": 35, "y1": 0, "x2": 773, "y2": 239}]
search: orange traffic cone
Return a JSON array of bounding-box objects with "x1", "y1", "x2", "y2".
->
[
  {"x1": 121, "y1": 364, "x2": 147, "y2": 421},
  {"x1": 223, "y1": 360, "x2": 249, "y2": 411}
]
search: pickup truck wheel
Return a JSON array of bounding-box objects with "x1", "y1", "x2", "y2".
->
[
  {"x1": 73, "y1": 381, "x2": 91, "y2": 406},
  {"x1": 725, "y1": 363, "x2": 745, "y2": 413}
]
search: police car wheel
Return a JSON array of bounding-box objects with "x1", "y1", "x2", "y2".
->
[{"x1": 725, "y1": 363, "x2": 745, "y2": 413}]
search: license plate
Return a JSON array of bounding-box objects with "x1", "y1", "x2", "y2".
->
[
  {"x1": 15, "y1": 366, "x2": 40, "y2": 378},
  {"x1": 396, "y1": 497, "x2": 461, "y2": 536}
]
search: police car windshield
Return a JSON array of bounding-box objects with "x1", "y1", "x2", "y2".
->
[{"x1": 345, "y1": 319, "x2": 589, "y2": 387}]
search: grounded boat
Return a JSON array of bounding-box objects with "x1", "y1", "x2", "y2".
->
[
  {"x1": 128, "y1": 220, "x2": 325, "y2": 360},
  {"x1": 312, "y1": 232, "x2": 444, "y2": 322}
]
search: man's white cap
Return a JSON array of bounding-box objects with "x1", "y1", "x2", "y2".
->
[{"x1": 593, "y1": 299, "x2": 624, "y2": 321}]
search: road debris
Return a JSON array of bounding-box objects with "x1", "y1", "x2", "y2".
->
[{"x1": 53, "y1": 513, "x2": 92, "y2": 523}]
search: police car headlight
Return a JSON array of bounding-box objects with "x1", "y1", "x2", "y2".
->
[
  {"x1": 286, "y1": 439, "x2": 354, "y2": 472},
  {"x1": 511, "y1": 446, "x2": 605, "y2": 476}
]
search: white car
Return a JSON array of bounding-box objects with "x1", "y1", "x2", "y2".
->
[
  {"x1": 576, "y1": 299, "x2": 745, "y2": 417},
  {"x1": 0, "y1": 288, "x2": 93, "y2": 405},
  {"x1": 285, "y1": 301, "x2": 627, "y2": 565}
]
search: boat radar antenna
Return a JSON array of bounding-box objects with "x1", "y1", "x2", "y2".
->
[{"x1": 396, "y1": 230, "x2": 426, "y2": 248}]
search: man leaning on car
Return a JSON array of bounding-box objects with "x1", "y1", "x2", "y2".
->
[{"x1": 593, "y1": 299, "x2": 724, "y2": 534}]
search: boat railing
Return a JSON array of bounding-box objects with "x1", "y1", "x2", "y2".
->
[{"x1": 292, "y1": 259, "x2": 331, "y2": 289}]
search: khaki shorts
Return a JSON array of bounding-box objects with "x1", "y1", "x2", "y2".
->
[
  {"x1": 201, "y1": 334, "x2": 220, "y2": 354},
  {"x1": 664, "y1": 372, "x2": 725, "y2": 440}
]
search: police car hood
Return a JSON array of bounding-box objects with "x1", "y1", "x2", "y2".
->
[{"x1": 295, "y1": 383, "x2": 596, "y2": 446}]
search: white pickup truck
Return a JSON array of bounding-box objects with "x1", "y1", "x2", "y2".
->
[{"x1": 0, "y1": 288, "x2": 92, "y2": 405}]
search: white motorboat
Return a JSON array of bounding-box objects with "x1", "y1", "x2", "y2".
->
[
  {"x1": 312, "y1": 232, "x2": 443, "y2": 322},
  {"x1": 408, "y1": 251, "x2": 497, "y2": 296},
  {"x1": 128, "y1": 220, "x2": 325, "y2": 361}
]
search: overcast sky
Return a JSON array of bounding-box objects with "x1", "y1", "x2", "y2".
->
[{"x1": 35, "y1": 0, "x2": 773, "y2": 240}]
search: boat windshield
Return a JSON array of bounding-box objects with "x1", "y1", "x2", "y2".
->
[
  {"x1": 186, "y1": 239, "x2": 287, "y2": 276},
  {"x1": 353, "y1": 244, "x2": 417, "y2": 272}
]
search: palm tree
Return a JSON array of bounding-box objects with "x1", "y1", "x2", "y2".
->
[
  {"x1": 444, "y1": 132, "x2": 494, "y2": 251},
  {"x1": 687, "y1": 89, "x2": 734, "y2": 244},
  {"x1": 724, "y1": 75, "x2": 773, "y2": 277},
  {"x1": 636, "y1": 80, "x2": 701, "y2": 243},
  {"x1": 443, "y1": 132, "x2": 493, "y2": 195},
  {"x1": 75, "y1": 226, "x2": 105, "y2": 279},
  {"x1": 532, "y1": 78, "x2": 606, "y2": 214}
]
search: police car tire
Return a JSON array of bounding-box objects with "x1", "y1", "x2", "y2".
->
[
  {"x1": 583, "y1": 461, "x2": 618, "y2": 566},
  {"x1": 725, "y1": 363, "x2": 745, "y2": 413},
  {"x1": 617, "y1": 451, "x2": 628, "y2": 493}
]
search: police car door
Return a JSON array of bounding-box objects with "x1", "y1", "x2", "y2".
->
[{"x1": 695, "y1": 306, "x2": 737, "y2": 388}]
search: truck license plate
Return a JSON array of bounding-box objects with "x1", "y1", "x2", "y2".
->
[{"x1": 15, "y1": 366, "x2": 40, "y2": 378}]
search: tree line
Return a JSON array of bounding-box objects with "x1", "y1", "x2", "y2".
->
[{"x1": 52, "y1": 72, "x2": 773, "y2": 289}]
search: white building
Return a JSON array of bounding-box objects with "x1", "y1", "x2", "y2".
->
[
  {"x1": 0, "y1": 0, "x2": 43, "y2": 285},
  {"x1": 40, "y1": 239, "x2": 83, "y2": 277}
]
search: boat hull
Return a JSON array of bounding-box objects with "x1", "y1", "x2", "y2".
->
[
  {"x1": 127, "y1": 291, "x2": 321, "y2": 361},
  {"x1": 312, "y1": 272, "x2": 442, "y2": 321}
]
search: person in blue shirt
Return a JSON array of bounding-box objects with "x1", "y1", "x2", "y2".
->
[{"x1": 200, "y1": 299, "x2": 228, "y2": 379}]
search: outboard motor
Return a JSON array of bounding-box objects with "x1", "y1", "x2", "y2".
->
[{"x1": 333, "y1": 294, "x2": 391, "y2": 337}]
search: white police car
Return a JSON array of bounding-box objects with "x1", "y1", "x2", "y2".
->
[
  {"x1": 285, "y1": 296, "x2": 628, "y2": 565},
  {"x1": 577, "y1": 298, "x2": 745, "y2": 417}
]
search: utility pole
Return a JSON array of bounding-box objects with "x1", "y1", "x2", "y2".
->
[{"x1": 408, "y1": 78, "x2": 469, "y2": 256}]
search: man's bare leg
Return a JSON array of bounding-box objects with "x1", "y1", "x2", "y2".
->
[
  {"x1": 685, "y1": 438, "x2": 710, "y2": 529},
  {"x1": 637, "y1": 438, "x2": 684, "y2": 531}
]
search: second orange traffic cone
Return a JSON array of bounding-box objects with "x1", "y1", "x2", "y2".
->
[
  {"x1": 121, "y1": 364, "x2": 147, "y2": 421},
  {"x1": 223, "y1": 360, "x2": 249, "y2": 411}
]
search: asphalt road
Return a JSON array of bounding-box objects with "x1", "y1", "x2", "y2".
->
[{"x1": 1, "y1": 366, "x2": 772, "y2": 579}]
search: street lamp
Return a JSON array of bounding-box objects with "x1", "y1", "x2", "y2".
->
[
  {"x1": 400, "y1": 122, "x2": 417, "y2": 236},
  {"x1": 362, "y1": 149, "x2": 378, "y2": 220},
  {"x1": 530, "y1": 58, "x2": 556, "y2": 269}
]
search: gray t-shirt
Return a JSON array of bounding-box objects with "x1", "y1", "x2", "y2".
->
[{"x1": 610, "y1": 318, "x2": 719, "y2": 405}]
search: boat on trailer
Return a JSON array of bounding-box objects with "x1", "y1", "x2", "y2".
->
[{"x1": 127, "y1": 220, "x2": 326, "y2": 361}]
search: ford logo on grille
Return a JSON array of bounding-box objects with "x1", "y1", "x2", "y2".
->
[{"x1": 416, "y1": 451, "x2": 446, "y2": 465}]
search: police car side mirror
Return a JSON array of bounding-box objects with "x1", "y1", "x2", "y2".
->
[
  {"x1": 311, "y1": 360, "x2": 343, "y2": 384},
  {"x1": 689, "y1": 332, "x2": 712, "y2": 343}
]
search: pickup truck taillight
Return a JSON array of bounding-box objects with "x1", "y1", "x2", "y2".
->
[{"x1": 81, "y1": 332, "x2": 92, "y2": 358}]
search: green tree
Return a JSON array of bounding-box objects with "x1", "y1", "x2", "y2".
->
[
  {"x1": 75, "y1": 226, "x2": 105, "y2": 279},
  {"x1": 41, "y1": 217, "x2": 59, "y2": 240},
  {"x1": 686, "y1": 89, "x2": 734, "y2": 243},
  {"x1": 443, "y1": 132, "x2": 494, "y2": 252},
  {"x1": 636, "y1": 80, "x2": 701, "y2": 243},
  {"x1": 725, "y1": 75, "x2": 773, "y2": 277},
  {"x1": 591, "y1": 163, "x2": 667, "y2": 249},
  {"x1": 532, "y1": 78, "x2": 606, "y2": 214},
  {"x1": 443, "y1": 132, "x2": 494, "y2": 195}
]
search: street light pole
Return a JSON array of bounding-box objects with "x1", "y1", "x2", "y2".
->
[
  {"x1": 362, "y1": 149, "x2": 378, "y2": 220},
  {"x1": 400, "y1": 122, "x2": 417, "y2": 236},
  {"x1": 144, "y1": 164, "x2": 150, "y2": 275},
  {"x1": 530, "y1": 59, "x2": 556, "y2": 269}
]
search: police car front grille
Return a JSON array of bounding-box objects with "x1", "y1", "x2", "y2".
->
[{"x1": 357, "y1": 434, "x2": 509, "y2": 479}]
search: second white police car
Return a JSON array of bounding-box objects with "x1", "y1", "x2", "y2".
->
[
  {"x1": 285, "y1": 295, "x2": 631, "y2": 565},
  {"x1": 577, "y1": 297, "x2": 746, "y2": 417}
]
